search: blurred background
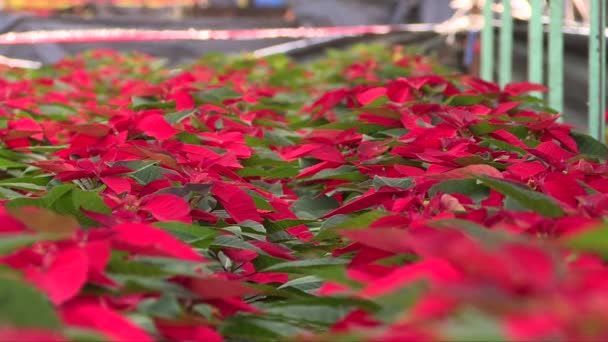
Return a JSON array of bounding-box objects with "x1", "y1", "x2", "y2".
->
[
  {"x1": 0, "y1": 0, "x2": 456, "y2": 65},
  {"x1": 0, "y1": 0, "x2": 604, "y2": 128}
]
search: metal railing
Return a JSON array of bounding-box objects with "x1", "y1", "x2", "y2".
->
[{"x1": 481, "y1": 0, "x2": 606, "y2": 140}]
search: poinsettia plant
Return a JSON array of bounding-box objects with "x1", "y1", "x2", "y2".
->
[{"x1": 0, "y1": 44, "x2": 608, "y2": 341}]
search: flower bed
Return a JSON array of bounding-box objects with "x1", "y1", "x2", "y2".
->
[{"x1": 1, "y1": 45, "x2": 608, "y2": 341}]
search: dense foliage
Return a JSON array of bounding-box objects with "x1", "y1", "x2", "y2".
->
[{"x1": 1, "y1": 45, "x2": 608, "y2": 341}]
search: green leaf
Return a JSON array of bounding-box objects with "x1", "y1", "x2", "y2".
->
[
  {"x1": 441, "y1": 308, "x2": 506, "y2": 342},
  {"x1": 0, "y1": 182, "x2": 46, "y2": 191},
  {"x1": 8, "y1": 206, "x2": 80, "y2": 234},
  {"x1": 195, "y1": 87, "x2": 241, "y2": 105},
  {"x1": 244, "y1": 190, "x2": 276, "y2": 211},
  {"x1": 299, "y1": 265, "x2": 362, "y2": 289},
  {"x1": 137, "y1": 294, "x2": 182, "y2": 319},
  {"x1": 107, "y1": 256, "x2": 168, "y2": 277},
  {"x1": 264, "y1": 129, "x2": 298, "y2": 146},
  {"x1": 111, "y1": 274, "x2": 195, "y2": 298},
  {"x1": 0, "y1": 158, "x2": 26, "y2": 169},
  {"x1": 131, "y1": 96, "x2": 175, "y2": 110},
  {"x1": 480, "y1": 138, "x2": 527, "y2": 155},
  {"x1": 373, "y1": 283, "x2": 423, "y2": 322},
  {"x1": 165, "y1": 109, "x2": 198, "y2": 124},
  {"x1": 428, "y1": 219, "x2": 517, "y2": 247},
  {"x1": 278, "y1": 276, "x2": 323, "y2": 293},
  {"x1": 130, "y1": 166, "x2": 173, "y2": 185},
  {"x1": 5, "y1": 197, "x2": 43, "y2": 210},
  {"x1": 38, "y1": 103, "x2": 77, "y2": 118},
  {"x1": 42, "y1": 184, "x2": 76, "y2": 206},
  {"x1": 0, "y1": 277, "x2": 62, "y2": 330},
  {"x1": 477, "y1": 175, "x2": 564, "y2": 218},
  {"x1": 564, "y1": 223, "x2": 608, "y2": 257},
  {"x1": 454, "y1": 155, "x2": 505, "y2": 170},
  {"x1": 135, "y1": 257, "x2": 210, "y2": 277},
  {"x1": 70, "y1": 188, "x2": 112, "y2": 225},
  {"x1": 7, "y1": 184, "x2": 110, "y2": 227},
  {"x1": 237, "y1": 166, "x2": 299, "y2": 179},
  {"x1": 372, "y1": 176, "x2": 413, "y2": 190},
  {"x1": 64, "y1": 328, "x2": 108, "y2": 342},
  {"x1": 468, "y1": 122, "x2": 505, "y2": 136},
  {"x1": 154, "y1": 222, "x2": 218, "y2": 244},
  {"x1": 264, "y1": 219, "x2": 316, "y2": 234},
  {"x1": 0, "y1": 233, "x2": 65, "y2": 255},
  {"x1": 158, "y1": 183, "x2": 212, "y2": 198},
  {"x1": 212, "y1": 235, "x2": 267, "y2": 255},
  {"x1": 429, "y1": 179, "x2": 490, "y2": 203},
  {"x1": 0, "y1": 176, "x2": 51, "y2": 186},
  {"x1": 261, "y1": 299, "x2": 353, "y2": 326},
  {"x1": 263, "y1": 258, "x2": 349, "y2": 273},
  {"x1": 193, "y1": 304, "x2": 214, "y2": 319},
  {"x1": 316, "y1": 210, "x2": 387, "y2": 241},
  {"x1": 307, "y1": 166, "x2": 367, "y2": 182},
  {"x1": 571, "y1": 131, "x2": 608, "y2": 160},
  {"x1": 0, "y1": 187, "x2": 26, "y2": 199},
  {"x1": 445, "y1": 95, "x2": 486, "y2": 106},
  {"x1": 291, "y1": 194, "x2": 340, "y2": 219},
  {"x1": 220, "y1": 314, "x2": 307, "y2": 341}
]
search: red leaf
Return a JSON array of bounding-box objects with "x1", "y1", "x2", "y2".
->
[
  {"x1": 542, "y1": 172, "x2": 586, "y2": 206},
  {"x1": 25, "y1": 247, "x2": 88, "y2": 305},
  {"x1": 211, "y1": 182, "x2": 261, "y2": 223},
  {"x1": 321, "y1": 190, "x2": 395, "y2": 218},
  {"x1": 101, "y1": 176, "x2": 131, "y2": 195},
  {"x1": 113, "y1": 223, "x2": 205, "y2": 262},
  {"x1": 142, "y1": 194, "x2": 191, "y2": 222},
  {"x1": 331, "y1": 310, "x2": 380, "y2": 332},
  {"x1": 168, "y1": 91, "x2": 195, "y2": 111},
  {"x1": 528, "y1": 141, "x2": 573, "y2": 167},
  {"x1": 425, "y1": 164, "x2": 503, "y2": 180},
  {"x1": 280, "y1": 144, "x2": 320, "y2": 161},
  {"x1": 386, "y1": 80, "x2": 414, "y2": 103},
  {"x1": 9, "y1": 206, "x2": 80, "y2": 234},
  {"x1": 356, "y1": 87, "x2": 387, "y2": 106},
  {"x1": 359, "y1": 258, "x2": 461, "y2": 298},
  {"x1": 83, "y1": 240, "x2": 117, "y2": 287},
  {"x1": 296, "y1": 161, "x2": 340, "y2": 179},
  {"x1": 188, "y1": 277, "x2": 259, "y2": 300},
  {"x1": 136, "y1": 114, "x2": 177, "y2": 140},
  {"x1": 504, "y1": 82, "x2": 547, "y2": 96},
  {"x1": 5, "y1": 118, "x2": 42, "y2": 140},
  {"x1": 285, "y1": 224, "x2": 314, "y2": 242},
  {"x1": 0, "y1": 329, "x2": 66, "y2": 342},
  {"x1": 394, "y1": 165, "x2": 426, "y2": 177},
  {"x1": 548, "y1": 128, "x2": 579, "y2": 153},
  {"x1": 506, "y1": 313, "x2": 561, "y2": 342},
  {"x1": 492, "y1": 101, "x2": 521, "y2": 115},
  {"x1": 506, "y1": 161, "x2": 547, "y2": 180},
  {"x1": 340, "y1": 228, "x2": 410, "y2": 254},
  {"x1": 250, "y1": 240, "x2": 296, "y2": 260},
  {"x1": 62, "y1": 304, "x2": 154, "y2": 342},
  {"x1": 309, "y1": 146, "x2": 345, "y2": 163},
  {"x1": 156, "y1": 321, "x2": 223, "y2": 342},
  {"x1": 359, "y1": 113, "x2": 402, "y2": 127},
  {"x1": 490, "y1": 129, "x2": 529, "y2": 149},
  {"x1": 67, "y1": 123, "x2": 111, "y2": 137},
  {"x1": 247, "y1": 272, "x2": 288, "y2": 284}
]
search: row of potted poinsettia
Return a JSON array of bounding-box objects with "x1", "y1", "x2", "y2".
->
[{"x1": 0, "y1": 45, "x2": 607, "y2": 341}]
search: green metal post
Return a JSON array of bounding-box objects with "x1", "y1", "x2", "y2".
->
[
  {"x1": 528, "y1": 0, "x2": 544, "y2": 98},
  {"x1": 588, "y1": 0, "x2": 606, "y2": 140},
  {"x1": 499, "y1": 0, "x2": 513, "y2": 86},
  {"x1": 549, "y1": 0, "x2": 564, "y2": 116},
  {"x1": 481, "y1": 0, "x2": 494, "y2": 81}
]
